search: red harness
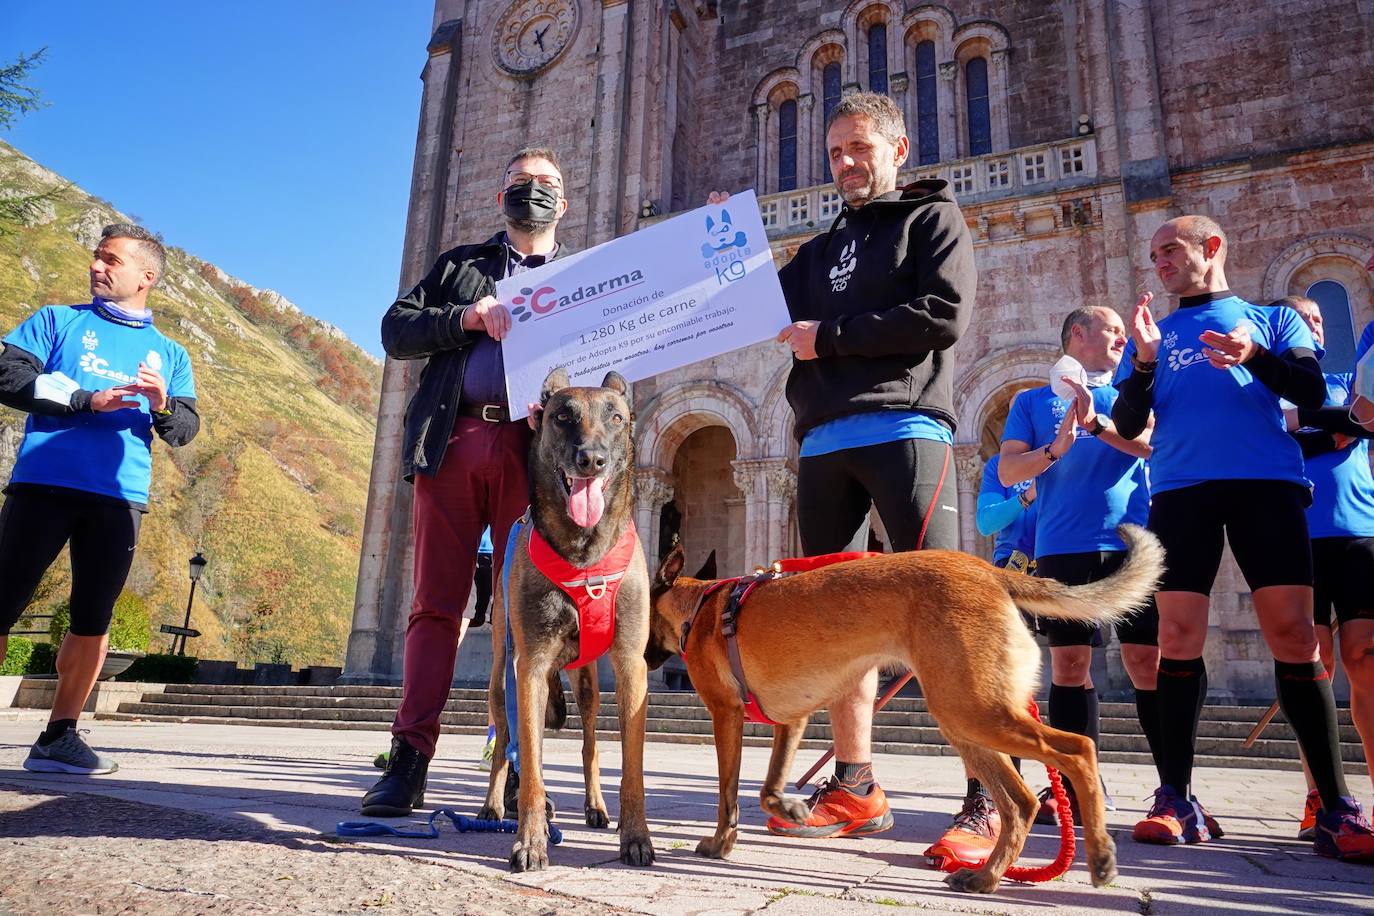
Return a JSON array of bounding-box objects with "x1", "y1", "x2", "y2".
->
[
  {"x1": 681, "y1": 551, "x2": 883, "y2": 725},
  {"x1": 527, "y1": 522, "x2": 639, "y2": 670}
]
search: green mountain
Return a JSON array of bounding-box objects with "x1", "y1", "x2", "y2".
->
[{"x1": 0, "y1": 140, "x2": 381, "y2": 666}]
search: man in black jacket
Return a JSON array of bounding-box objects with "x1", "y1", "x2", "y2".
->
[
  {"x1": 735, "y1": 92, "x2": 977, "y2": 840},
  {"x1": 362, "y1": 148, "x2": 568, "y2": 816}
]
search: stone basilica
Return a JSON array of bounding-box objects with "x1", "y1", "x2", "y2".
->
[{"x1": 345, "y1": 0, "x2": 1374, "y2": 698}]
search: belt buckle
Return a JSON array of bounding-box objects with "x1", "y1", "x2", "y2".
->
[{"x1": 480, "y1": 404, "x2": 502, "y2": 423}]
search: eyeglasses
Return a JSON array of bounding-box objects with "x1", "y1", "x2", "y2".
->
[{"x1": 506, "y1": 171, "x2": 563, "y2": 192}]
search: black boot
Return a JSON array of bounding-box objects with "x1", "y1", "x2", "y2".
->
[
  {"x1": 361, "y1": 736, "x2": 428, "y2": 817},
  {"x1": 504, "y1": 765, "x2": 557, "y2": 820}
]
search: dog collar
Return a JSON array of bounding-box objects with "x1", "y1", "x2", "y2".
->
[{"x1": 527, "y1": 522, "x2": 639, "y2": 670}]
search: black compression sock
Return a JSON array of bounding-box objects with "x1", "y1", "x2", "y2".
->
[
  {"x1": 1134, "y1": 688, "x2": 1165, "y2": 784},
  {"x1": 1275, "y1": 660, "x2": 1349, "y2": 810},
  {"x1": 1084, "y1": 687, "x2": 1101, "y2": 748},
  {"x1": 835, "y1": 760, "x2": 875, "y2": 795},
  {"x1": 1049, "y1": 683, "x2": 1091, "y2": 799},
  {"x1": 38, "y1": 718, "x2": 77, "y2": 747},
  {"x1": 1157, "y1": 657, "x2": 1207, "y2": 796}
]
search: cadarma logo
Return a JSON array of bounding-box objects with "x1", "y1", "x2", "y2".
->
[{"x1": 508, "y1": 269, "x2": 647, "y2": 322}]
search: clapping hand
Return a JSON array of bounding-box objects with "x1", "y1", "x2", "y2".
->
[
  {"x1": 1131, "y1": 292, "x2": 1161, "y2": 362},
  {"x1": 1200, "y1": 324, "x2": 1258, "y2": 370}
]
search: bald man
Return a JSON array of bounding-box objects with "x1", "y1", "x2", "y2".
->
[{"x1": 1113, "y1": 216, "x2": 1373, "y2": 862}]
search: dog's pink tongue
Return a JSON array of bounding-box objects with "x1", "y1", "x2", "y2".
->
[{"x1": 567, "y1": 476, "x2": 606, "y2": 528}]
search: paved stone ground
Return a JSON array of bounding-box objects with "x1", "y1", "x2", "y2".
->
[{"x1": 1, "y1": 714, "x2": 1372, "y2": 915}]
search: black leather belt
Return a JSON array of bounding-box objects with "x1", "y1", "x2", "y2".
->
[{"x1": 458, "y1": 404, "x2": 510, "y2": 422}]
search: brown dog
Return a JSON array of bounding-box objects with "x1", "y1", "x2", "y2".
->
[
  {"x1": 480, "y1": 368, "x2": 653, "y2": 872},
  {"x1": 646, "y1": 525, "x2": 1164, "y2": 894}
]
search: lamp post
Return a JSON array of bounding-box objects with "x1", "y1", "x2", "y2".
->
[{"x1": 178, "y1": 551, "x2": 208, "y2": 656}]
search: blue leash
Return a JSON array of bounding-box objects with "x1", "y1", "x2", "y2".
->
[{"x1": 336, "y1": 807, "x2": 563, "y2": 843}]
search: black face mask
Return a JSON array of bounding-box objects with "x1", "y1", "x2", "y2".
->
[{"x1": 502, "y1": 181, "x2": 561, "y2": 225}]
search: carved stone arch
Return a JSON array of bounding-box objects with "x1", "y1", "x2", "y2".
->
[
  {"x1": 757, "y1": 360, "x2": 798, "y2": 462},
  {"x1": 636, "y1": 381, "x2": 760, "y2": 471},
  {"x1": 1263, "y1": 232, "x2": 1374, "y2": 300},
  {"x1": 796, "y1": 29, "x2": 847, "y2": 96},
  {"x1": 951, "y1": 20, "x2": 1012, "y2": 155},
  {"x1": 903, "y1": 5, "x2": 959, "y2": 162},
  {"x1": 752, "y1": 66, "x2": 803, "y2": 107},
  {"x1": 951, "y1": 20, "x2": 1011, "y2": 54},
  {"x1": 902, "y1": 4, "x2": 957, "y2": 40},
  {"x1": 954, "y1": 345, "x2": 1060, "y2": 449}
]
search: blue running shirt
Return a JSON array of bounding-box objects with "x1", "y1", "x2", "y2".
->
[
  {"x1": 1002, "y1": 385, "x2": 1149, "y2": 556},
  {"x1": 1304, "y1": 373, "x2": 1374, "y2": 538},
  {"x1": 1118, "y1": 296, "x2": 1314, "y2": 494},
  {"x1": 5, "y1": 303, "x2": 196, "y2": 506},
  {"x1": 800, "y1": 410, "x2": 952, "y2": 457},
  {"x1": 978, "y1": 453, "x2": 1036, "y2": 563}
]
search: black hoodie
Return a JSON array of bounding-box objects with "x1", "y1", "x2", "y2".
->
[{"x1": 779, "y1": 180, "x2": 975, "y2": 441}]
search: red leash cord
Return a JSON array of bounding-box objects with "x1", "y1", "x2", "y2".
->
[{"x1": 1002, "y1": 700, "x2": 1075, "y2": 883}]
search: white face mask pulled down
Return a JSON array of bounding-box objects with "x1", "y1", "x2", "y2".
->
[
  {"x1": 1351, "y1": 346, "x2": 1374, "y2": 429},
  {"x1": 1049, "y1": 353, "x2": 1113, "y2": 400}
]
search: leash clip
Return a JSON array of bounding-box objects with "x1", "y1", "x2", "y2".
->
[{"x1": 584, "y1": 576, "x2": 608, "y2": 600}]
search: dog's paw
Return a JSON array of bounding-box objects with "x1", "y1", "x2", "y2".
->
[
  {"x1": 509, "y1": 838, "x2": 549, "y2": 873},
  {"x1": 695, "y1": 830, "x2": 736, "y2": 859},
  {"x1": 585, "y1": 805, "x2": 610, "y2": 828},
  {"x1": 477, "y1": 803, "x2": 503, "y2": 822},
  {"x1": 620, "y1": 832, "x2": 655, "y2": 867},
  {"x1": 777, "y1": 797, "x2": 809, "y2": 825},
  {"x1": 1089, "y1": 837, "x2": 1118, "y2": 887},
  {"x1": 945, "y1": 867, "x2": 1000, "y2": 895}
]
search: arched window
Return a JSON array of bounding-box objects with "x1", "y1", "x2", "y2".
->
[
  {"x1": 821, "y1": 62, "x2": 842, "y2": 175},
  {"x1": 966, "y1": 57, "x2": 991, "y2": 156},
  {"x1": 1308, "y1": 279, "x2": 1356, "y2": 372},
  {"x1": 915, "y1": 40, "x2": 939, "y2": 165},
  {"x1": 778, "y1": 99, "x2": 798, "y2": 192},
  {"x1": 868, "y1": 23, "x2": 888, "y2": 94}
]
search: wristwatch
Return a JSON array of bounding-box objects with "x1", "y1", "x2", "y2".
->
[
  {"x1": 1087, "y1": 416, "x2": 1107, "y2": 437},
  {"x1": 1042, "y1": 443, "x2": 1059, "y2": 463}
]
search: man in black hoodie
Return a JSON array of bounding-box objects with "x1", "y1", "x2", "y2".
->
[{"x1": 716, "y1": 91, "x2": 976, "y2": 841}]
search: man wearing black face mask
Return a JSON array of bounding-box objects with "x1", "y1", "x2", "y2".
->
[{"x1": 362, "y1": 148, "x2": 569, "y2": 817}]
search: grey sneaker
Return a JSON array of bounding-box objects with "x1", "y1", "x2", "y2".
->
[{"x1": 23, "y1": 728, "x2": 118, "y2": 775}]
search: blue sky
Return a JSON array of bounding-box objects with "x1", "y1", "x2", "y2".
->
[{"x1": 2, "y1": 2, "x2": 436, "y2": 356}]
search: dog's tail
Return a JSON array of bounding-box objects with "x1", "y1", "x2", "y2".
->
[{"x1": 1001, "y1": 524, "x2": 1164, "y2": 624}]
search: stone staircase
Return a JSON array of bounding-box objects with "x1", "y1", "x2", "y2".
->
[{"x1": 100, "y1": 684, "x2": 1368, "y2": 775}]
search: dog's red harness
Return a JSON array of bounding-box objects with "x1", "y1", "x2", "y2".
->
[
  {"x1": 528, "y1": 522, "x2": 639, "y2": 670},
  {"x1": 680, "y1": 551, "x2": 882, "y2": 725}
]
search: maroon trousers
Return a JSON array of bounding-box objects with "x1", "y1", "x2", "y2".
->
[{"x1": 391, "y1": 417, "x2": 532, "y2": 758}]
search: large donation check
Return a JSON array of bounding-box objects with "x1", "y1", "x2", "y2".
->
[{"x1": 498, "y1": 189, "x2": 790, "y2": 419}]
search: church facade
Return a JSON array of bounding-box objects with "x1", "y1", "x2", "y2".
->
[{"x1": 344, "y1": 0, "x2": 1374, "y2": 699}]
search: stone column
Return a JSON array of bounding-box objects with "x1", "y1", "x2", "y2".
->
[
  {"x1": 762, "y1": 460, "x2": 797, "y2": 564},
  {"x1": 952, "y1": 444, "x2": 983, "y2": 557},
  {"x1": 990, "y1": 49, "x2": 1012, "y2": 153},
  {"x1": 798, "y1": 93, "x2": 815, "y2": 191},
  {"x1": 730, "y1": 459, "x2": 768, "y2": 568},
  {"x1": 938, "y1": 61, "x2": 959, "y2": 162},
  {"x1": 753, "y1": 102, "x2": 770, "y2": 192},
  {"x1": 634, "y1": 467, "x2": 675, "y2": 565}
]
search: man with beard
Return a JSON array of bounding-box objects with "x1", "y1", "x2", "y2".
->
[
  {"x1": 714, "y1": 90, "x2": 975, "y2": 840},
  {"x1": 362, "y1": 148, "x2": 569, "y2": 816}
]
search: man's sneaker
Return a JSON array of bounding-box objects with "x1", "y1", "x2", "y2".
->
[
  {"x1": 23, "y1": 728, "x2": 117, "y2": 775},
  {"x1": 1313, "y1": 797, "x2": 1374, "y2": 864},
  {"x1": 479, "y1": 725, "x2": 496, "y2": 772},
  {"x1": 1298, "y1": 789, "x2": 1321, "y2": 840},
  {"x1": 1192, "y1": 794, "x2": 1225, "y2": 839},
  {"x1": 766, "y1": 778, "x2": 894, "y2": 838},
  {"x1": 361, "y1": 736, "x2": 429, "y2": 817},
  {"x1": 922, "y1": 791, "x2": 1001, "y2": 871},
  {"x1": 1132, "y1": 785, "x2": 1210, "y2": 845},
  {"x1": 1035, "y1": 785, "x2": 1080, "y2": 825}
]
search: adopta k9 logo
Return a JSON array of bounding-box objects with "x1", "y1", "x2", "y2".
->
[{"x1": 509, "y1": 270, "x2": 646, "y2": 322}]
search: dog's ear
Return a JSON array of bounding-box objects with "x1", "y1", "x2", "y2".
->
[
  {"x1": 721, "y1": 208, "x2": 732, "y2": 225},
  {"x1": 656, "y1": 542, "x2": 686, "y2": 585},
  {"x1": 705, "y1": 215, "x2": 715, "y2": 232},
  {"x1": 540, "y1": 367, "x2": 570, "y2": 406},
  {"x1": 600, "y1": 371, "x2": 629, "y2": 396},
  {"x1": 694, "y1": 549, "x2": 717, "y2": 581}
]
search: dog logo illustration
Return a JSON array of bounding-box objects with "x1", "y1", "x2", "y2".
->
[
  {"x1": 145, "y1": 350, "x2": 163, "y2": 372},
  {"x1": 829, "y1": 241, "x2": 857, "y2": 292},
  {"x1": 82, "y1": 330, "x2": 99, "y2": 351},
  {"x1": 700, "y1": 209, "x2": 748, "y2": 259},
  {"x1": 1162, "y1": 330, "x2": 1178, "y2": 351}
]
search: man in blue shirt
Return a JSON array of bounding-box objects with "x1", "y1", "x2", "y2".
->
[
  {"x1": 1283, "y1": 297, "x2": 1374, "y2": 838},
  {"x1": 998, "y1": 307, "x2": 1160, "y2": 826},
  {"x1": 976, "y1": 454, "x2": 1035, "y2": 573},
  {"x1": 0, "y1": 224, "x2": 199, "y2": 775},
  {"x1": 1113, "y1": 215, "x2": 1372, "y2": 862}
]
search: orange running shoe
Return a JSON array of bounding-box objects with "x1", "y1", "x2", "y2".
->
[
  {"x1": 1313, "y1": 797, "x2": 1374, "y2": 864},
  {"x1": 1133, "y1": 785, "x2": 1210, "y2": 845},
  {"x1": 766, "y1": 778, "x2": 894, "y2": 838},
  {"x1": 1298, "y1": 789, "x2": 1321, "y2": 840},
  {"x1": 923, "y1": 792, "x2": 1001, "y2": 871}
]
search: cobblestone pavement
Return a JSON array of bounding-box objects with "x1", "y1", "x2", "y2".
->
[{"x1": 1, "y1": 715, "x2": 1372, "y2": 915}]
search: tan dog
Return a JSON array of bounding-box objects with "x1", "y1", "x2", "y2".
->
[
  {"x1": 480, "y1": 368, "x2": 653, "y2": 872},
  {"x1": 645, "y1": 525, "x2": 1164, "y2": 894}
]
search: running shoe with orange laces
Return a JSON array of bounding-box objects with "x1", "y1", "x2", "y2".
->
[
  {"x1": 766, "y1": 777, "x2": 894, "y2": 838},
  {"x1": 1313, "y1": 797, "x2": 1374, "y2": 864},
  {"x1": 923, "y1": 792, "x2": 1001, "y2": 871},
  {"x1": 1132, "y1": 785, "x2": 1210, "y2": 845},
  {"x1": 1297, "y1": 788, "x2": 1321, "y2": 841}
]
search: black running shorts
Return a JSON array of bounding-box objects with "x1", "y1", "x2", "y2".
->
[
  {"x1": 1311, "y1": 535, "x2": 1374, "y2": 628},
  {"x1": 1148, "y1": 479, "x2": 1313, "y2": 595},
  {"x1": 1033, "y1": 550, "x2": 1159, "y2": 647},
  {"x1": 0, "y1": 486, "x2": 143, "y2": 638}
]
